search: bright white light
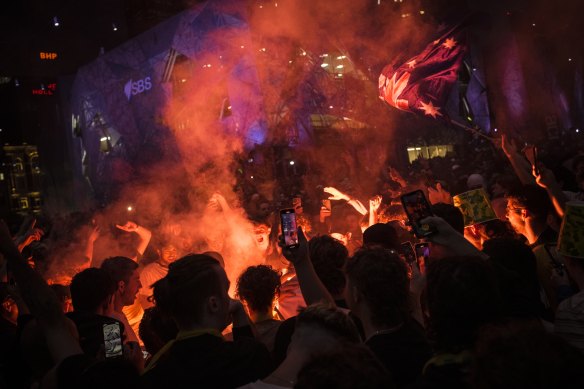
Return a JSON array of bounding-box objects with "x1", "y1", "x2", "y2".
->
[
  {"x1": 494, "y1": 128, "x2": 498, "y2": 132},
  {"x1": 532, "y1": 23, "x2": 536, "y2": 27},
  {"x1": 569, "y1": 58, "x2": 572, "y2": 62},
  {"x1": 53, "y1": 16, "x2": 59, "y2": 27},
  {"x1": 240, "y1": 45, "x2": 245, "y2": 49},
  {"x1": 336, "y1": 64, "x2": 344, "y2": 69},
  {"x1": 337, "y1": 73, "x2": 343, "y2": 77},
  {"x1": 180, "y1": 78, "x2": 187, "y2": 83},
  {"x1": 289, "y1": 161, "x2": 295, "y2": 165},
  {"x1": 289, "y1": 60, "x2": 293, "y2": 63},
  {"x1": 127, "y1": 206, "x2": 133, "y2": 212},
  {"x1": 577, "y1": 129, "x2": 580, "y2": 133},
  {"x1": 100, "y1": 137, "x2": 108, "y2": 141},
  {"x1": 112, "y1": 23, "x2": 118, "y2": 31},
  {"x1": 320, "y1": 54, "x2": 329, "y2": 57},
  {"x1": 250, "y1": 175, "x2": 254, "y2": 179},
  {"x1": 420, "y1": 10, "x2": 425, "y2": 14},
  {"x1": 321, "y1": 63, "x2": 329, "y2": 68},
  {"x1": 329, "y1": 105, "x2": 334, "y2": 109},
  {"x1": 336, "y1": 55, "x2": 347, "y2": 60}
]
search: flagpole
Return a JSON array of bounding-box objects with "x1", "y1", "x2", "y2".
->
[{"x1": 449, "y1": 119, "x2": 497, "y2": 143}]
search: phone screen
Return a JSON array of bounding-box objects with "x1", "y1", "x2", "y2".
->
[
  {"x1": 103, "y1": 322, "x2": 123, "y2": 358},
  {"x1": 280, "y1": 209, "x2": 299, "y2": 248},
  {"x1": 415, "y1": 243, "x2": 430, "y2": 260},
  {"x1": 400, "y1": 242, "x2": 417, "y2": 266},
  {"x1": 401, "y1": 190, "x2": 434, "y2": 237}
]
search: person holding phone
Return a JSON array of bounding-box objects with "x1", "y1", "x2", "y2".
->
[{"x1": 67, "y1": 268, "x2": 124, "y2": 359}]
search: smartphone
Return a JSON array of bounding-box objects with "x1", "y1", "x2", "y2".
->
[
  {"x1": 103, "y1": 322, "x2": 123, "y2": 358},
  {"x1": 415, "y1": 242, "x2": 430, "y2": 261},
  {"x1": 400, "y1": 190, "x2": 435, "y2": 238},
  {"x1": 400, "y1": 241, "x2": 417, "y2": 267},
  {"x1": 280, "y1": 208, "x2": 299, "y2": 248},
  {"x1": 523, "y1": 145, "x2": 539, "y2": 175}
]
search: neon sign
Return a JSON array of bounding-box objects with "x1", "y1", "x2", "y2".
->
[
  {"x1": 32, "y1": 83, "x2": 57, "y2": 96},
  {"x1": 39, "y1": 52, "x2": 58, "y2": 60}
]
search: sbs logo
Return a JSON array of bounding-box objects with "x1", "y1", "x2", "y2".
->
[{"x1": 124, "y1": 76, "x2": 152, "y2": 101}]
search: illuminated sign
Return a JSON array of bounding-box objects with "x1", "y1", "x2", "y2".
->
[
  {"x1": 32, "y1": 83, "x2": 57, "y2": 96},
  {"x1": 39, "y1": 52, "x2": 58, "y2": 60},
  {"x1": 124, "y1": 76, "x2": 152, "y2": 101}
]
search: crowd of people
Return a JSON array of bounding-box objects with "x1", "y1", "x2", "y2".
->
[{"x1": 1, "y1": 130, "x2": 584, "y2": 388}]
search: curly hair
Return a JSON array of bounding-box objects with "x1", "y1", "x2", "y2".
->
[
  {"x1": 506, "y1": 185, "x2": 552, "y2": 221},
  {"x1": 345, "y1": 248, "x2": 410, "y2": 327},
  {"x1": 309, "y1": 235, "x2": 348, "y2": 296},
  {"x1": 236, "y1": 265, "x2": 281, "y2": 314}
]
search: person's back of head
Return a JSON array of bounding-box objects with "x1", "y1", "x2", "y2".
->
[
  {"x1": 362, "y1": 223, "x2": 400, "y2": 251},
  {"x1": 506, "y1": 185, "x2": 552, "y2": 223},
  {"x1": 467, "y1": 173, "x2": 486, "y2": 190},
  {"x1": 308, "y1": 235, "x2": 348, "y2": 297},
  {"x1": 482, "y1": 238, "x2": 538, "y2": 283},
  {"x1": 425, "y1": 256, "x2": 502, "y2": 352},
  {"x1": 153, "y1": 254, "x2": 226, "y2": 330},
  {"x1": 344, "y1": 248, "x2": 410, "y2": 327},
  {"x1": 472, "y1": 320, "x2": 584, "y2": 389},
  {"x1": 293, "y1": 303, "x2": 361, "y2": 348},
  {"x1": 236, "y1": 265, "x2": 281, "y2": 317},
  {"x1": 100, "y1": 256, "x2": 138, "y2": 285},
  {"x1": 70, "y1": 268, "x2": 116, "y2": 313},
  {"x1": 294, "y1": 343, "x2": 394, "y2": 389},
  {"x1": 431, "y1": 203, "x2": 464, "y2": 234},
  {"x1": 139, "y1": 306, "x2": 178, "y2": 356}
]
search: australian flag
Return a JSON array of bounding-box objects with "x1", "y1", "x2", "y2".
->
[{"x1": 379, "y1": 22, "x2": 468, "y2": 120}]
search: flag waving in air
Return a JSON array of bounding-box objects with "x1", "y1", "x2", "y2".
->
[{"x1": 379, "y1": 21, "x2": 468, "y2": 120}]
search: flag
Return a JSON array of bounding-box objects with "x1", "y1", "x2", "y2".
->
[{"x1": 379, "y1": 22, "x2": 468, "y2": 120}]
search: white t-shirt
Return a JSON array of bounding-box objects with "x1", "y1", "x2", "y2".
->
[{"x1": 139, "y1": 261, "x2": 168, "y2": 298}]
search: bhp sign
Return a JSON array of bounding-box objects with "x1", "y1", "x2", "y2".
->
[{"x1": 124, "y1": 76, "x2": 152, "y2": 101}]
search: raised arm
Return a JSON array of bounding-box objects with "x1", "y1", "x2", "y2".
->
[
  {"x1": 80, "y1": 224, "x2": 101, "y2": 270},
  {"x1": 279, "y1": 228, "x2": 335, "y2": 306},
  {"x1": 14, "y1": 219, "x2": 44, "y2": 253},
  {"x1": 420, "y1": 216, "x2": 489, "y2": 260},
  {"x1": 324, "y1": 186, "x2": 367, "y2": 215},
  {"x1": 116, "y1": 221, "x2": 152, "y2": 261},
  {"x1": 534, "y1": 165, "x2": 567, "y2": 218},
  {"x1": 368, "y1": 195, "x2": 382, "y2": 228},
  {"x1": 500, "y1": 134, "x2": 536, "y2": 185},
  {"x1": 0, "y1": 220, "x2": 82, "y2": 363}
]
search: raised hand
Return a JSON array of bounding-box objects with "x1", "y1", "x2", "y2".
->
[
  {"x1": 88, "y1": 224, "x2": 101, "y2": 243},
  {"x1": 427, "y1": 182, "x2": 452, "y2": 205},
  {"x1": 323, "y1": 186, "x2": 350, "y2": 201},
  {"x1": 115, "y1": 221, "x2": 140, "y2": 232},
  {"x1": 533, "y1": 165, "x2": 556, "y2": 189},
  {"x1": 369, "y1": 195, "x2": 383, "y2": 212},
  {"x1": 278, "y1": 227, "x2": 309, "y2": 266}
]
